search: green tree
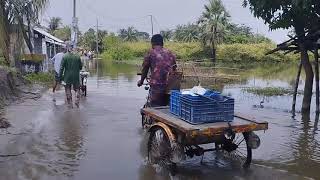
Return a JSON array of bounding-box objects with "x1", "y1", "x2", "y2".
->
[
  {"x1": 243, "y1": 0, "x2": 320, "y2": 113},
  {"x1": 118, "y1": 27, "x2": 138, "y2": 42},
  {"x1": 48, "y1": 17, "x2": 62, "y2": 33},
  {"x1": 198, "y1": 0, "x2": 230, "y2": 61},
  {"x1": 80, "y1": 28, "x2": 96, "y2": 50},
  {"x1": 136, "y1": 32, "x2": 150, "y2": 40},
  {"x1": 0, "y1": 0, "x2": 48, "y2": 66},
  {"x1": 53, "y1": 26, "x2": 71, "y2": 41},
  {"x1": 79, "y1": 28, "x2": 108, "y2": 52},
  {"x1": 160, "y1": 30, "x2": 173, "y2": 41},
  {"x1": 225, "y1": 23, "x2": 271, "y2": 44},
  {"x1": 174, "y1": 24, "x2": 200, "y2": 42}
]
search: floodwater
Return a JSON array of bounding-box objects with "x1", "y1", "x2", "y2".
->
[{"x1": 0, "y1": 61, "x2": 319, "y2": 180}]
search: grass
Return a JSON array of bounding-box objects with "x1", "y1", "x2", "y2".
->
[
  {"x1": 101, "y1": 41, "x2": 299, "y2": 63},
  {"x1": 217, "y1": 43, "x2": 299, "y2": 63},
  {"x1": 0, "y1": 56, "x2": 6, "y2": 66},
  {"x1": 24, "y1": 72, "x2": 54, "y2": 86},
  {"x1": 243, "y1": 87, "x2": 302, "y2": 96}
]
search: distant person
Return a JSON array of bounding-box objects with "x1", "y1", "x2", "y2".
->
[
  {"x1": 88, "y1": 51, "x2": 93, "y2": 60},
  {"x1": 51, "y1": 48, "x2": 66, "y2": 93},
  {"x1": 137, "y1": 34, "x2": 177, "y2": 106},
  {"x1": 59, "y1": 45, "x2": 83, "y2": 108}
]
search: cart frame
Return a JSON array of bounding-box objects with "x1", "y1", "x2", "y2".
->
[{"x1": 142, "y1": 106, "x2": 268, "y2": 168}]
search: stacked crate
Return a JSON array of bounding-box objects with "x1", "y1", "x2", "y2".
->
[{"x1": 169, "y1": 90, "x2": 234, "y2": 124}]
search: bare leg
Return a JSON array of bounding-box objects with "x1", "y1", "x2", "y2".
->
[
  {"x1": 74, "y1": 85, "x2": 80, "y2": 108},
  {"x1": 53, "y1": 81, "x2": 57, "y2": 93},
  {"x1": 65, "y1": 84, "x2": 73, "y2": 108}
]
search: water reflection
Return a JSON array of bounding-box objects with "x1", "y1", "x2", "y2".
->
[{"x1": 1, "y1": 61, "x2": 320, "y2": 179}]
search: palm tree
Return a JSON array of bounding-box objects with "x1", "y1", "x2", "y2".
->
[
  {"x1": 118, "y1": 27, "x2": 138, "y2": 42},
  {"x1": 48, "y1": 17, "x2": 62, "y2": 33},
  {"x1": 160, "y1": 30, "x2": 173, "y2": 41},
  {"x1": 198, "y1": 0, "x2": 230, "y2": 61},
  {"x1": 174, "y1": 24, "x2": 200, "y2": 42},
  {"x1": 0, "y1": 0, "x2": 48, "y2": 66}
]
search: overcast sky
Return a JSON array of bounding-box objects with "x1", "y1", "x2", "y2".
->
[{"x1": 42, "y1": 0, "x2": 289, "y2": 43}]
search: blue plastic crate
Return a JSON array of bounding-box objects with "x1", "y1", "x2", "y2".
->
[
  {"x1": 180, "y1": 94, "x2": 234, "y2": 124},
  {"x1": 170, "y1": 90, "x2": 181, "y2": 116}
]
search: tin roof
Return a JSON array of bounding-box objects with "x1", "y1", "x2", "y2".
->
[{"x1": 33, "y1": 27, "x2": 65, "y2": 45}]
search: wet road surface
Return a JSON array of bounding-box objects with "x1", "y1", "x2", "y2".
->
[{"x1": 0, "y1": 63, "x2": 319, "y2": 180}]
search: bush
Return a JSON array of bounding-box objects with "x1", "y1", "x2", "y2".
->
[
  {"x1": 102, "y1": 35, "x2": 134, "y2": 60},
  {"x1": 217, "y1": 43, "x2": 299, "y2": 63},
  {"x1": 100, "y1": 37, "x2": 298, "y2": 63},
  {"x1": 123, "y1": 41, "x2": 149, "y2": 58},
  {"x1": 120, "y1": 41, "x2": 206, "y2": 60},
  {"x1": 24, "y1": 73, "x2": 54, "y2": 86},
  {"x1": 0, "y1": 56, "x2": 6, "y2": 66}
]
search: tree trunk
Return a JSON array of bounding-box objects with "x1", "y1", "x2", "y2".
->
[
  {"x1": 17, "y1": 17, "x2": 34, "y2": 54},
  {"x1": 209, "y1": 25, "x2": 216, "y2": 63},
  {"x1": 295, "y1": 26, "x2": 314, "y2": 114},
  {"x1": 315, "y1": 48, "x2": 319, "y2": 113},
  {"x1": 292, "y1": 60, "x2": 303, "y2": 114},
  {"x1": 300, "y1": 44, "x2": 314, "y2": 113},
  {"x1": 211, "y1": 46, "x2": 216, "y2": 62},
  {"x1": 0, "y1": 2, "x2": 10, "y2": 65}
]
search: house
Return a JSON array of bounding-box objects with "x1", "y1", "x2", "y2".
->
[{"x1": 21, "y1": 27, "x2": 65, "y2": 73}]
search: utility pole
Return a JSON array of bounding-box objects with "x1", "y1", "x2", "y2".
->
[
  {"x1": 149, "y1": 15, "x2": 154, "y2": 36},
  {"x1": 96, "y1": 19, "x2": 99, "y2": 57},
  {"x1": 94, "y1": 18, "x2": 103, "y2": 84},
  {"x1": 71, "y1": 0, "x2": 78, "y2": 48}
]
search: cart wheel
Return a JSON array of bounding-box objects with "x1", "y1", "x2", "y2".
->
[
  {"x1": 141, "y1": 104, "x2": 150, "y2": 128},
  {"x1": 148, "y1": 127, "x2": 173, "y2": 167},
  {"x1": 221, "y1": 132, "x2": 252, "y2": 168},
  {"x1": 141, "y1": 114, "x2": 146, "y2": 128}
]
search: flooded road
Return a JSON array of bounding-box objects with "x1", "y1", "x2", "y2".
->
[{"x1": 0, "y1": 62, "x2": 319, "y2": 180}]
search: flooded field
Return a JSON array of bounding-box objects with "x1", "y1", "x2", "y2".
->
[{"x1": 0, "y1": 61, "x2": 319, "y2": 180}]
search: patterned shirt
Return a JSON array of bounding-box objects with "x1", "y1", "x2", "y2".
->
[{"x1": 141, "y1": 46, "x2": 177, "y2": 89}]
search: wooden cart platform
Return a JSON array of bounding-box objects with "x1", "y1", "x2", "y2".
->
[{"x1": 142, "y1": 107, "x2": 268, "y2": 145}]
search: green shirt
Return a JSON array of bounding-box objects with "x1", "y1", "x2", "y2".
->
[{"x1": 59, "y1": 52, "x2": 82, "y2": 86}]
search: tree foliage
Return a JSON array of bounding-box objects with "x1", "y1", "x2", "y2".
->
[
  {"x1": 198, "y1": 0, "x2": 230, "y2": 60},
  {"x1": 78, "y1": 28, "x2": 108, "y2": 52},
  {"x1": 174, "y1": 24, "x2": 200, "y2": 42},
  {"x1": 119, "y1": 27, "x2": 139, "y2": 42},
  {"x1": 0, "y1": 0, "x2": 48, "y2": 65},
  {"x1": 243, "y1": 0, "x2": 320, "y2": 112},
  {"x1": 160, "y1": 30, "x2": 173, "y2": 41},
  {"x1": 48, "y1": 17, "x2": 62, "y2": 33},
  {"x1": 53, "y1": 26, "x2": 71, "y2": 41}
]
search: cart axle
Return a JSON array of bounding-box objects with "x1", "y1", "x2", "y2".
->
[{"x1": 185, "y1": 146, "x2": 217, "y2": 158}]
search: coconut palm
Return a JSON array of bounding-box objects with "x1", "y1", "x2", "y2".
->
[
  {"x1": 160, "y1": 30, "x2": 173, "y2": 41},
  {"x1": 174, "y1": 24, "x2": 200, "y2": 42},
  {"x1": 48, "y1": 17, "x2": 62, "y2": 33},
  {"x1": 118, "y1": 27, "x2": 138, "y2": 42},
  {"x1": 198, "y1": 0, "x2": 230, "y2": 61},
  {"x1": 0, "y1": 0, "x2": 48, "y2": 66}
]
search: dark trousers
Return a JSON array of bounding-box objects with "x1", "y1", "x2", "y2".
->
[{"x1": 150, "y1": 88, "x2": 169, "y2": 107}]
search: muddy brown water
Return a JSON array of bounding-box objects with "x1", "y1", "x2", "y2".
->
[{"x1": 0, "y1": 62, "x2": 319, "y2": 180}]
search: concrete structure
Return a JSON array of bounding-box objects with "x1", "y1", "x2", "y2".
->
[{"x1": 21, "y1": 27, "x2": 65, "y2": 73}]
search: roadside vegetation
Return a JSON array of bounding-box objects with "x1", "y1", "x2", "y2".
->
[
  {"x1": 71, "y1": 0, "x2": 298, "y2": 64},
  {"x1": 24, "y1": 73, "x2": 54, "y2": 86},
  {"x1": 243, "y1": 87, "x2": 302, "y2": 97}
]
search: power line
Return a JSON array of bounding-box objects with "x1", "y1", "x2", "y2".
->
[{"x1": 80, "y1": 0, "x2": 149, "y2": 23}]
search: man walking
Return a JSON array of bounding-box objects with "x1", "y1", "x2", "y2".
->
[
  {"x1": 51, "y1": 48, "x2": 65, "y2": 93},
  {"x1": 137, "y1": 34, "x2": 177, "y2": 106},
  {"x1": 59, "y1": 46, "x2": 82, "y2": 108}
]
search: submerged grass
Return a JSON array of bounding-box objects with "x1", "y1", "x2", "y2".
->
[
  {"x1": 243, "y1": 87, "x2": 301, "y2": 96},
  {"x1": 24, "y1": 73, "x2": 54, "y2": 86}
]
